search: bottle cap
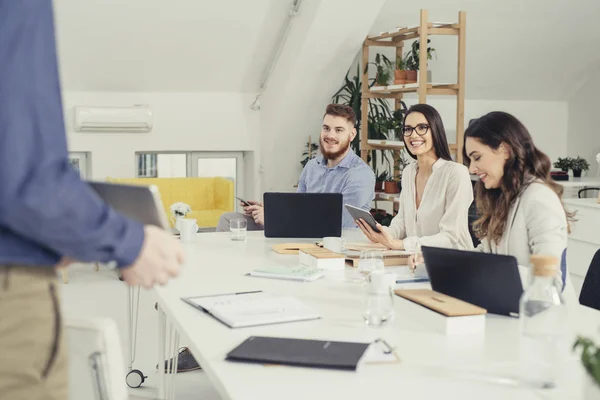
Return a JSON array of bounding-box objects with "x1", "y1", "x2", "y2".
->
[{"x1": 530, "y1": 255, "x2": 559, "y2": 277}]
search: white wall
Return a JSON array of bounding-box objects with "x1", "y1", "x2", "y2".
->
[
  {"x1": 568, "y1": 70, "x2": 600, "y2": 177},
  {"x1": 259, "y1": 0, "x2": 387, "y2": 194},
  {"x1": 418, "y1": 97, "x2": 568, "y2": 163},
  {"x1": 63, "y1": 92, "x2": 261, "y2": 199}
]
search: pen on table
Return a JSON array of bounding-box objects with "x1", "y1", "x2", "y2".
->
[
  {"x1": 199, "y1": 290, "x2": 262, "y2": 298},
  {"x1": 375, "y1": 338, "x2": 394, "y2": 354}
]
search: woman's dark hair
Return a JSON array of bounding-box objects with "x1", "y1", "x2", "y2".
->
[
  {"x1": 463, "y1": 111, "x2": 574, "y2": 243},
  {"x1": 402, "y1": 104, "x2": 452, "y2": 161}
]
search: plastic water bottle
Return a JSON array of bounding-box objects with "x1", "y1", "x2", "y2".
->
[{"x1": 519, "y1": 255, "x2": 567, "y2": 389}]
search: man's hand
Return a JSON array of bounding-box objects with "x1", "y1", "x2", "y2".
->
[
  {"x1": 120, "y1": 225, "x2": 185, "y2": 288},
  {"x1": 242, "y1": 200, "x2": 261, "y2": 216},
  {"x1": 246, "y1": 204, "x2": 264, "y2": 226}
]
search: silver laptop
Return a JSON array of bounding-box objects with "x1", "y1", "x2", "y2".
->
[{"x1": 87, "y1": 181, "x2": 169, "y2": 229}]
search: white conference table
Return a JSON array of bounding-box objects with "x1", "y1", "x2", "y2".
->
[{"x1": 152, "y1": 230, "x2": 600, "y2": 400}]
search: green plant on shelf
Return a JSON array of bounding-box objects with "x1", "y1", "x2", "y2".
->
[
  {"x1": 404, "y1": 39, "x2": 436, "y2": 71},
  {"x1": 376, "y1": 171, "x2": 389, "y2": 182},
  {"x1": 368, "y1": 53, "x2": 393, "y2": 86}
]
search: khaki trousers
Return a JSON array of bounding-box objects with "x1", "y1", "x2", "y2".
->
[{"x1": 0, "y1": 265, "x2": 67, "y2": 400}]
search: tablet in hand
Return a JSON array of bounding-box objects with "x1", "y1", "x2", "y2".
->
[{"x1": 344, "y1": 204, "x2": 381, "y2": 233}]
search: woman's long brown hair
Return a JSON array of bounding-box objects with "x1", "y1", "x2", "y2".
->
[{"x1": 463, "y1": 111, "x2": 574, "y2": 244}]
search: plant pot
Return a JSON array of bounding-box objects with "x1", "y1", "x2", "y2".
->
[
  {"x1": 394, "y1": 70, "x2": 407, "y2": 84},
  {"x1": 397, "y1": 181, "x2": 402, "y2": 193},
  {"x1": 384, "y1": 181, "x2": 400, "y2": 194},
  {"x1": 406, "y1": 70, "x2": 417, "y2": 83},
  {"x1": 375, "y1": 181, "x2": 383, "y2": 192},
  {"x1": 573, "y1": 169, "x2": 583, "y2": 178},
  {"x1": 584, "y1": 374, "x2": 600, "y2": 400}
]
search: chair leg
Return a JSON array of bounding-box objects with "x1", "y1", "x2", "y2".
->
[
  {"x1": 61, "y1": 268, "x2": 68, "y2": 284},
  {"x1": 95, "y1": 262, "x2": 100, "y2": 272}
]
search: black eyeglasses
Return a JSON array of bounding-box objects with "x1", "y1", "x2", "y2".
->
[{"x1": 402, "y1": 124, "x2": 429, "y2": 137}]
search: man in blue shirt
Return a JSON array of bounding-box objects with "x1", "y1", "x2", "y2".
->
[
  {"x1": 217, "y1": 104, "x2": 375, "y2": 231},
  {"x1": 0, "y1": 2, "x2": 184, "y2": 398}
]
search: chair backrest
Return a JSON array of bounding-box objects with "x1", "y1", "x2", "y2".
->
[
  {"x1": 65, "y1": 317, "x2": 128, "y2": 400},
  {"x1": 579, "y1": 249, "x2": 600, "y2": 310},
  {"x1": 578, "y1": 187, "x2": 600, "y2": 198}
]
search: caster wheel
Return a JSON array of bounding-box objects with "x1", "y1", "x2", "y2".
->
[{"x1": 126, "y1": 369, "x2": 146, "y2": 388}]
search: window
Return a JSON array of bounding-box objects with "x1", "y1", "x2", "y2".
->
[
  {"x1": 136, "y1": 153, "x2": 189, "y2": 178},
  {"x1": 68, "y1": 152, "x2": 90, "y2": 179}
]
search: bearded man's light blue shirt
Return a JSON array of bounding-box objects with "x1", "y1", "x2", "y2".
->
[{"x1": 297, "y1": 151, "x2": 375, "y2": 228}]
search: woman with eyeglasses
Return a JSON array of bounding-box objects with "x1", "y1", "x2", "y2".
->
[
  {"x1": 357, "y1": 103, "x2": 474, "y2": 252},
  {"x1": 463, "y1": 111, "x2": 574, "y2": 290}
]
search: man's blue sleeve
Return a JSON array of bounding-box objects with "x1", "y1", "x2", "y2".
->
[{"x1": 0, "y1": 1, "x2": 144, "y2": 267}]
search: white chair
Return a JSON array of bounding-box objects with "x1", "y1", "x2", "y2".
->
[{"x1": 65, "y1": 317, "x2": 129, "y2": 400}]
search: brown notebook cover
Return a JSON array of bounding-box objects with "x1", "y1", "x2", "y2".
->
[
  {"x1": 272, "y1": 243, "x2": 319, "y2": 255},
  {"x1": 394, "y1": 289, "x2": 487, "y2": 317}
]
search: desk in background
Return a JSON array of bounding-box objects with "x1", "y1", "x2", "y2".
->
[{"x1": 565, "y1": 198, "x2": 600, "y2": 295}]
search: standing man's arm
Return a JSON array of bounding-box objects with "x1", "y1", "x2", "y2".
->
[{"x1": 0, "y1": 1, "x2": 182, "y2": 286}]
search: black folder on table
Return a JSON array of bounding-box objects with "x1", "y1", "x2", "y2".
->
[{"x1": 225, "y1": 336, "x2": 370, "y2": 371}]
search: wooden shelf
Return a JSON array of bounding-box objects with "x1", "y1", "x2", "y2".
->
[
  {"x1": 360, "y1": 9, "x2": 466, "y2": 167},
  {"x1": 367, "y1": 22, "x2": 460, "y2": 42},
  {"x1": 367, "y1": 83, "x2": 459, "y2": 96},
  {"x1": 375, "y1": 192, "x2": 400, "y2": 201}
]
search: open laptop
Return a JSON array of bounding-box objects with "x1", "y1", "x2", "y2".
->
[
  {"x1": 421, "y1": 246, "x2": 524, "y2": 317},
  {"x1": 87, "y1": 181, "x2": 169, "y2": 229},
  {"x1": 263, "y1": 193, "x2": 342, "y2": 238}
]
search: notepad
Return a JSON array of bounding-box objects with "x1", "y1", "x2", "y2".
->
[
  {"x1": 226, "y1": 336, "x2": 370, "y2": 371},
  {"x1": 182, "y1": 292, "x2": 320, "y2": 328},
  {"x1": 247, "y1": 265, "x2": 325, "y2": 282}
]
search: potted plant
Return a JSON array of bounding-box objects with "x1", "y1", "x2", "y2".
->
[
  {"x1": 375, "y1": 171, "x2": 388, "y2": 192},
  {"x1": 384, "y1": 176, "x2": 400, "y2": 194},
  {"x1": 573, "y1": 336, "x2": 600, "y2": 399},
  {"x1": 394, "y1": 57, "x2": 408, "y2": 84},
  {"x1": 371, "y1": 53, "x2": 393, "y2": 86},
  {"x1": 553, "y1": 157, "x2": 573, "y2": 172},
  {"x1": 404, "y1": 39, "x2": 436, "y2": 82},
  {"x1": 300, "y1": 136, "x2": 319, "y2": 168},
  {"x1": 572, "y1": 156, "x2": 590, "y2": 178}
]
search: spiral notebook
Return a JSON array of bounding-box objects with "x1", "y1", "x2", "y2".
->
[{"x1": 182, "y1": 291, "x2": 320, "y2": 328}]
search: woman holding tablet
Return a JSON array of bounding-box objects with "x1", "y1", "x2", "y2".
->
[
  {"x1": 463, "y1": 111, "x2": 574, "y2": 287},
  {"x1": 357, "y1": 104, "x2": 474, "y2": 252}
]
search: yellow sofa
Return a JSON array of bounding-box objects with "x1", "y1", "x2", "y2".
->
[{"x1": 106, "y1": 177, "x2": 234, "y2": 228}]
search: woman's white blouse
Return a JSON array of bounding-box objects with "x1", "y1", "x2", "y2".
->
[{"x1": 386, "y1": 158, "x2": 474, "y2": 252}]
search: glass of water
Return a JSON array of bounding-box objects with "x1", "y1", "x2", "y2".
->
[
  {"x1": 363, "y1": 272, "x2": 395, "y2": 327},
  {"x1": 357, "y1": 250, "x2": 384, "y2": 280},
  {"x1": 230, "y1": 219, "x2": 247, "y2": 241}
]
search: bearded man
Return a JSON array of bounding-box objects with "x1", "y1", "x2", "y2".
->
[{"x1": 217, "y1": 103, "x2": 375, "y2": 232}]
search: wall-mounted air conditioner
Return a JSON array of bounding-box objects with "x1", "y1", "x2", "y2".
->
[{"x1": 74, "y1": 105, "x2": 153, "y2": 133}]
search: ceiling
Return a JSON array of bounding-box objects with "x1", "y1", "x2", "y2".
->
[
  {"x1": 54, "y1": 0, "x2": 600, "y2": 100},
  {"x1": 371, "y1": 0, "x2": 600, "y2": 100},
  {"x1": 53, "y1": 0, "x2": 293, "y2": 92}
]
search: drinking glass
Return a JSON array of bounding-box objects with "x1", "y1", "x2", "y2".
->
[{"x1": 230, "y1": 219, "x2": 247, "y2": 241}]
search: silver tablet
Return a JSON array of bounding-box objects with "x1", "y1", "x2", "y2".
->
[
  {"x1": 87, "y1": 181, "x2": 169, "y2": 229},
  {"x1": 344, "y1": 204, "x2": 381, "y2": 233}
]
